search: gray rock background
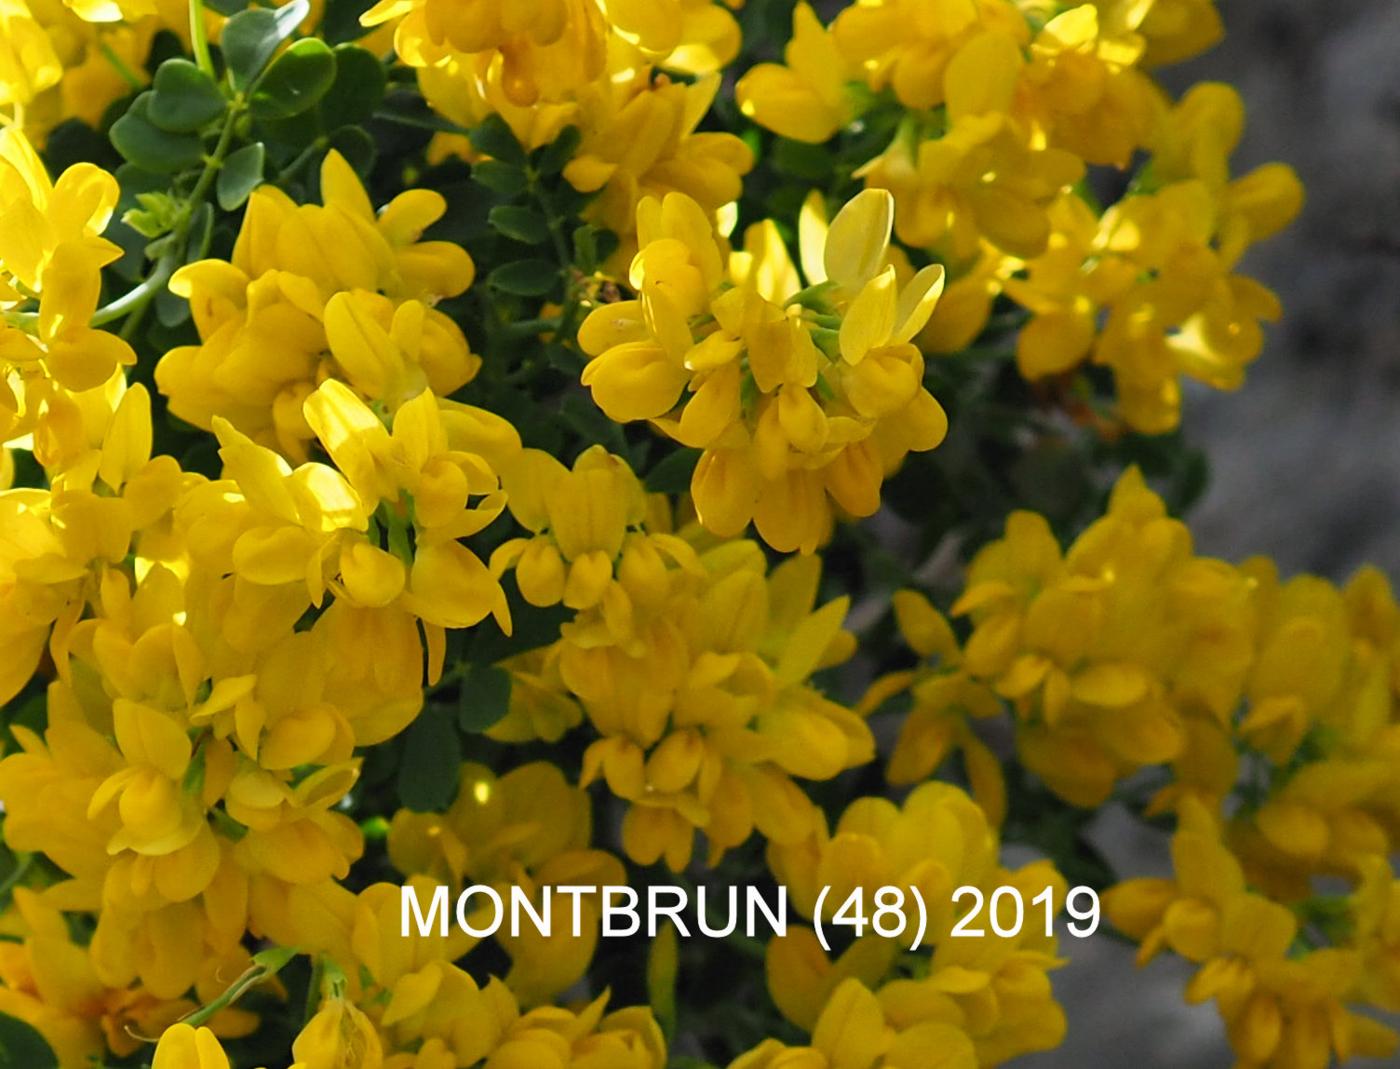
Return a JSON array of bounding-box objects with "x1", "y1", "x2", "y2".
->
[
  {"x1": 1182, "y1": 0, "x2": 1400, "y2": 580},
  {"x1": 1033, "y1": 3, "x2": 1400, "y2": 1065}
]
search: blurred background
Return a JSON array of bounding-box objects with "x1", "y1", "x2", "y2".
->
[
  {"x1": 1034, "y1": 1, "x2": 1400, "y2": 1062},
  {"x1": 1182, "y1": 0, "x2": 1400, "y2": 581}
]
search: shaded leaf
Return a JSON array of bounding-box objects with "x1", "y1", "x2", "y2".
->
[
  {"x1": 149, "y1": 59, "x2": 226, "y2": 133},
  {"x1": 251, "y1": 38, "x2": 337, "y2": 120},
  {"x1": 0, "y1": 1014, "x2": 57, "y2": 1069},
  {"x1": 397, "y1": 707, "x2": 461, "y2": 812},
  {"x1": 457, "y1": 664, "x2": 513, "y2": 734},
  {"x1": 110, "y1": 94, "x2": 204, "y2": 174},
  {"x1": 472, "y1": 160, "x2": 527, "y2": 196},
  {"x1": 488, "y1": 259, "x2": 559, "y2": 297},
  {"x1": 469, "y1": 113, "x2": 525, "y2": 165},
  {"x1": 318, "y1": 45, "x2": 386, "y2": 127},
  {"x1": 223, "y1": 0, "x2": 311, "y2": 90},
  {"x1": 488, "y1": 204, "x2": 549, "y2": 244},
  {"x1": 217, "y1": 142, "x2": 266, "y2": 210}
]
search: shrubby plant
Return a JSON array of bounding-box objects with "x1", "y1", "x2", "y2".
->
[{"x1": 0, "y1": 2, "x2": 1390, "y2": 1069}]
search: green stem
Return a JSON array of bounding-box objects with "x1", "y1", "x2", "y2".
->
[
  {"x1": 94, "y1": 103, "x2": 241, "y2": 334},
  {"x1": 98, "y1": 38, "x2": 144, "y2": 92},
  {"x1": 303, "y1": 955, "x2": 325, "y2": 1024},
  {"x1": 275, "y1": 137, "x2": 329, "y2": 185},
  {"x1": 189, "y1": 0, "x2": 215, "y2": 79},
  {"x1": 177, "y1": 964, "x2": 265, "y2": 1029},
  {"x1": 372, "y1": 108, "x2": 473, "y2": 136},
  {"x1": 529, "y1": 177, "x2": 585, "y2": 346},
  {"x1": 2, "y1": 311, "x2": 38, "y2": 335},
  {"x1": 92, "y1": 271, "x2": 170, "y2": 329},
  {"x1": 499, "y1": 316, "x2": 561, "y2": 340}
]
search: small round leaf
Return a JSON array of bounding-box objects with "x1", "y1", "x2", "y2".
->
[
  {"x1": 222, "y1": 0, "x2": 311, "y2": 90},
  {"x1": 318, "y1": 45, "x2": 386, "y2": 128},
  {"x1": 488, "y1": 259, "x2": 560, "y2": 297},
  {"x1": 148, "y1": 58, "x2": 226, "y2": 133},
  {"x1": 251, "y1": 38, "x2": 337, "y2": 121},
  {"x1": 110, "y1": 94, "x2": 205, "y2": 174},
  {"x1": 217, "y1": 142, "x2": 266, "y2": 210}
]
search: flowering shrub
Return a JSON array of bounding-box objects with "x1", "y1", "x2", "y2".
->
[{"x1": 2, "y1": 2, "x2": 1393, "y2": 1069}]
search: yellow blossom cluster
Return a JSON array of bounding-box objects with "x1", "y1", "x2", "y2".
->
[
  {"x1": 493, "y1": 445, "x2": 875, "y2": 870},
  {"x1": 0, "y1": 0, "x2": 182, "y2": 141},
  {"x1": 578, "y1": 189, "x2": 948, "y2": 553},
  {"x1": 877, "y1": 468, "x2": 1400, "y2": 1066},
  {"x1": 157, "y1": 150, "x2": 481, "y2": 461},
  {"x1": 737, "y1": 0, "x2": 1303, "y2": 433},
  {"x1": 0, "y1": 119, "x2": 670, "y2": 1065},
  {"x1": 750, "y1": 782, "x2": 1069, "y2": 1068},
  {"x1": 369, "y1": 0, "x2": 754, "y2": 252}
]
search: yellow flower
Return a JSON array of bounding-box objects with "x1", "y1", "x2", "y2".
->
[
  {"x1": 0, "y1": 0, "x2": 63, "y2": 108},
  {"x1": 295, "y1": 995, "x2": 384, "y2": 1069},
  {"x1": 491, "y1": 445, "x2": 699, "y2": 620},
  {"x1": 1107, "y1": 800, "x2": 1399, "y2": 1068},
  {"x1": 766, "y1": 781, "x2": 1068, "y2": 1064},
  {"x1": 1094, "y1": 0, "x2": 1223, "y2": 68},
  {"x1": 564, "y1": 69, "x2": 753, "y2": 256},
  {"x1": 579, "y1": 189, "x2": 946, "y2": 553},
  {"x1": 559, "y1": 539, "x2": 870, "y2": 870},
  {"x1": 1022, "y1": 4, "x2": 1160, "y2": 168},
  {"x1": 0, "y1": 126, "x2": 136, "y2": 395},
  {"x1": 361, "y1": 0, "x2": 609, "y2": 107},
  {"x1": 831, "y1": 0, "x2": 1028, "y2": 112},
  {"x1": 875, "y1": 591, "x2": 1008, "y2": 824},
  {"x1": 858, "y1": 31, "x2": 1085, "y2": 261},
  {"x1": 158, "y1": 152, "x2": 478, "y2": 460},
  {"x1": 153, "y1": 1023, "x2": 231, "y2": 1069},
  {"x1": 387, "y1": 762, "x2": 625, "y2": 1004},
  {"x1": 735, "y1": 2, "x2": 858, "y2": 144}
]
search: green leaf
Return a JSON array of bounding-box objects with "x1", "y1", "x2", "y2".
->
[
  {"x1": 0, "y1": 1013, "x2": 57, "y2": 1069},
  {"x1": 109, "y1": 93, "x2": 204, "y2": 174},
  {"x1": 122, "y1": 190, "x2": 180, "y2": 238},
  {"x1": 645, "y1": 447, "x2": 701, "y2": 494},
  {"x1": 317, "y1": 45, "x2": 386, "y2": 127},
  {"x1": 148, "y1": 59, "x2": 226, "y2": 133},
  {"x1": 488, "y1": 259, "x2": 559, "y2": 297},
  {"x1": 217, "y1": 141, "x2": 266, "y2": 209},
  {"x1": 468, "y1": 113, "x2": 525, "y2": 165},
  {"x1": 773, "y1": 138, "x2": 834, "y2": 182},
  {"x1": 397, "y1": 707, "x2": 462, "y2": 812},
  {"x1": 251, "y1": 38, "x2": 337, "y2": 120},
  {"x1": 471, "y1": 159, "x2": 527, "y2": 196},
  {"x1": 571, "y1": 224, "x2": 620, "y2": 273},
  {"x1": 222, "y1": 0, "x2": 311, "y2": 90},
  {"x1": 156, "y1": 284, "x2": 192, "y2": 328},
  {"x1": 457, "y1": 664, "x2": 512, "y2": 734},
  {"x1": 534, "y1": 124, "x2": 581, "y2": 176},
  {"x1": 204, "y1": 0, "x2": 250, "y2": 13},
  {"x1": 488, "y1": 204, "x2": 549, "y2": 244}
]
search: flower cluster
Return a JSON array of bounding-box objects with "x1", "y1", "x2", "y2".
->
[
  {"x1": 738, "y1": 0, "x2": 1303, "y2": 433},
  {"x1": 494, "y1": 445, "x2": 874, "y2": 870},
  {"x1": 875, "y1": 468, "x2": 1400, "y2": 1066},
  {"x1": 369, "y1": 0, "x2": 754, "y2": 254},
  {"x1": 579, "y1": 190, "x2": 948, "y2": 552},
  {"x1": 755, "y1": 782, "x2": 1069, "y2": 1067}
]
